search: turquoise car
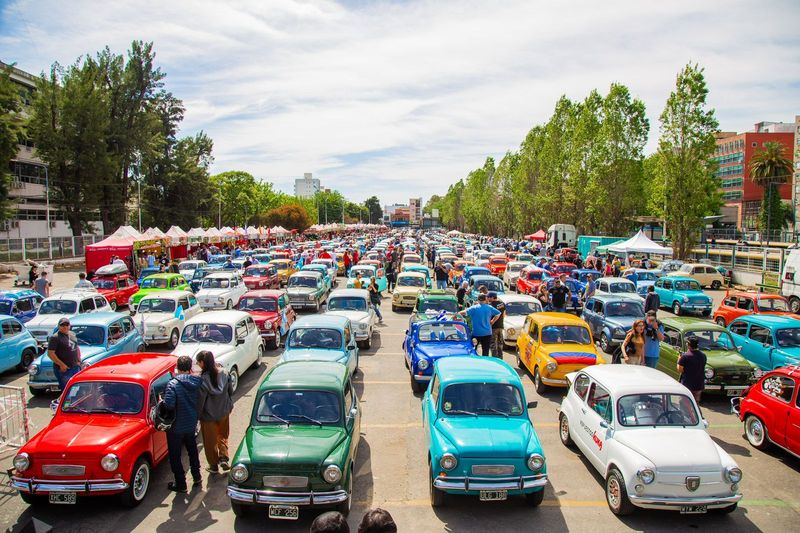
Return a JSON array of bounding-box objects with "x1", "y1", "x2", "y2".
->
[
  {"x1": 423, "y1": 356, "x2": 547, "y2": 507},
  {"x1": 727, "y1": 315, "x2": 800, "y2": 370},
  {"x1": 0, "y1": 315, "x2": 38, "y2": 373},
  {"x1": 465, "y1": 275, "x2": 505, "y2": 306},
  {"x1": 402, "y1": 264, "x2": 432, "y2": 288},
  {"x1": 345, "y1": 265, "x2": 387, "y2": 292},
  {"x1": 27, "y1": 313, "x2": 144, "y2": 395},
  {"x1": 279, "y1": 315, "x2": 359, "y2": 376},
  {"x1": 654, "y1": 276, "x2": 713, "y2": 317},
  {"x1": 301, "y1": 264, "x2": 333, "y2": 292}
]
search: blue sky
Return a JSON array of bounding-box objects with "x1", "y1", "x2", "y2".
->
[{"x1": 1, "y1": 0, "x2": 798, "y2": 205}]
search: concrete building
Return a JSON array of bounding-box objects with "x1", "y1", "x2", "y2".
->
[
  {"x1": 409, "y1": 197, "x2": 422, "y2": 226},
  {"x1": 383, "y1": 203, "x2": 410, "y2": 226},
  {"x1": 794, "y1": 116, "x2": 800, "y2": 232},
  {"x1": 294, "y1": 173, "x2": 320, "y2": 198},
  {"x1": 713, "y1": 122, "x2": 795, "y2": 230}
]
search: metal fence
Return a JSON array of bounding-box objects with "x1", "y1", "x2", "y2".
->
[
  {"x1": 688, "y1": 244, "x2": 787, "y2": 274},
  {"x1": 0, "y1": 385, "x2": 30, "y2": 452},
  {"x1": 0, "y1": 235, "x2": 107, "y2": 262}
]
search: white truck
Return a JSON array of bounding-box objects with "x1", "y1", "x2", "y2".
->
[{"x1": 547, "y1": 224, "x2": 577, "y2": 249}]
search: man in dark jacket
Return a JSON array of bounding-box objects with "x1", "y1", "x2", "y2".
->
[
  {"x1": 644, "y1": 285, "x2": 660, "y2": 314},
  {"x1": 164, "y1": 355, "x2": 203, "y2": 492}
]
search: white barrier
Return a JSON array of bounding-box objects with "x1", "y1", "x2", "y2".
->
[{"x1": 0, "y1": 385, "x2": 30, "y2": 452}]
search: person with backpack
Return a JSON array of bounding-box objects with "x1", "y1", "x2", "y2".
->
[
  {"x1": 195, "y1": 351, "x2": 234, "y2": 473},
  {"x1": 163, "y1": 355, "x2": 203, "y2": 493}
]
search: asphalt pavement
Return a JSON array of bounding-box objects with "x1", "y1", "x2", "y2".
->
[{"x1": 0, "y1": 270, "x2": 798, "y2": 532}]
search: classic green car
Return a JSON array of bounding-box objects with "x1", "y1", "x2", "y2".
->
[
  {"x1": 129, "y1": 273, "x2": 190, "y2": 311},
  {"x1": 286, "y1": 271, "x2": 327, "y2": 311},
  {"x1": 657, "y1": 317, "x2": 758, "y2": 396},
  {"x1": 410, "y1": 289, "x2": 459, "y2": 325},
  {"x1": 227, "y1": 361, "x2": 361, "y2": 520}
]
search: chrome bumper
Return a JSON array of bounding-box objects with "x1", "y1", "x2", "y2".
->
[
  {"x1": 541, "y1": 376, "x2": 568, "y2": 386},
  {"x1": 227, "y1": 486, "x2": 348, "y2": 505},
  {"x1": 434, "y1": 474, "x2": 547, "y2": 491},
  {"x1": 28, "y1": 380, "x2": 59, "y2": 390},
  {"x1": 260, "y1": 331, "x2": 276, "y2": 338},
  {"x1": 629, "y1": 493, "x2": 741, "y2": 509},
  {"x1": 704, "y1": 384, "x2": 749, "y2": 391},
  {"x1": 144, "y1": 334, "x2": 170, "y2": 343},
  {"x1": 12, "y1": 476, "x2": 128, "y2": 494}
]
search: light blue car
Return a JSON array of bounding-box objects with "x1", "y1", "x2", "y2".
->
[
  {"x1": 465, "y1": 275, "x2": 505, "y2": 306},
  {"x1": 654, "y1": 276, "x2": 712, "y2": 317},
  {"x1": 279, "y1": 315, "x2": 359, "y2": 376},
  {"x1": 27, "y1": 312, "x2": 144, "y2": 395},
  {"x1": 402, "y1": 264, "x2": 433, "y2": 288},
  {"x1": 727, "y1": 314, "x2": 800, "y2": 370},
  {"x1": 0, "y1": 315, "x2": 39, "y2": 373},
  {"x1": 346, "y1": 264, "x2": 388, "y2": 292},
  {"x1": 301, "y1": 264, "x2": 333, "y2": 292},
  {"x1": 423, "y1": 356, "x2": 547, "y2": 507}
]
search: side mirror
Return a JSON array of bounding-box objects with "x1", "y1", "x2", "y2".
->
[
  {"x1": 237, "y1": 338, "x2": 245, "y2": 345},
  {"x1": 702, "y1": 419, "x2": 709, "y2": 429},
  {"x1": 736, "y1": 346, "x2": 742, "y2": 352},
  {"x1": 599, "y1": 420, "x2": 610, "y2": 429},
  {"x1": 348, "y1": 342, "x2": 356, "y2": 350},
  {"x1": 50, "y1": 399, "x2": 60, "y2": 413},
  {"x1": 527, "y1": 401, "x2": 538, "y2": 409}
]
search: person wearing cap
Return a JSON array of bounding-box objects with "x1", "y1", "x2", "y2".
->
[
  {"x1": 678, "y1": 336, "x2": 707, "y2": 402},
  {"x1": 549, "y1": 278, "x2": 571, "y2": 313},
  {"x1": 487, "y1": 292, "x2": 506, "y2": 358},
  {"x1": 48, "y1": 318, "x2": 82, "y2": 390},
  {"x1": 456, "y1": 293, "x2": 501, "y2": 356}
]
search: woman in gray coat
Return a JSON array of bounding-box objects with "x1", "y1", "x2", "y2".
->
[{"x1": 195, "y1": 350, "x2": 234, "y2": 473}]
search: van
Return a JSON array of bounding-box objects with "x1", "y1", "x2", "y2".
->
[
  {"x1": 547, "y1": 224, "x2": 577, "y2": 249},
  {"x1": 780, "y1": 248, "x2": 800, "y2": 312}
]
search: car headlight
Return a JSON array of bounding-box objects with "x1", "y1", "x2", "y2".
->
[
  {"x1": 359, "y1": 323, "x2": 368, "y2": 331},
  {"x1": 527, "y1": 453, "x2": 545, "y2": 471},
  {"x1": 704, "y1": 366, "x2": 715, "y2": 380},
  {"x1": 725, "y1": 466, "x2": 742, "y2": 483},
  {"x1": 217, "y1": 297, "x2": 224, "y2": 303},
  {"x1": 230, "y1": 463, "x2": 249, "y2": 482},
  {"x1": 158, "y1": 325, "x2": 166, "y2": 333},
  {"x1": 440, "y1": 453, "x2": 458, "y2": 471},
  {"x1": 101, "y1": 453, "x2": 119, "y2": 472},
  {"x1": 614, "y1": 327, "x2": 625, "y2": 336},
  {"x1": 323, "y1": 464, "x2": 342, "y2": 484},
  {"x1": 28, "y1": 364, "x2": 39, "y2": 376},
  {"x1": 636, "y1": 468, "x2": 655, "y2": 484},
  {"x1": 417, "y1": 358, "x2": 430, "y2": 370},
  {"x1": 546, "y1": 361, "x2": 557, "y2": 372},
  {"x1": 506, "y1": 327, "x2": 516, "y2": 336},
  {"x1": 683, "y1": 296, "x2": 689, "y2": 303},
  {"x1": 13, "y1": 452, "x2": 30, "y2": 472}
]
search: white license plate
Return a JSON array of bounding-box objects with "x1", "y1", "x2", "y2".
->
[
  {"x1": 268, "y1": 504, "x2": 299, "y2": 520},
  {"x1": 680, "y1": 505, "x2": 707, "y2": 514},
  {"x1": 49, "y1": 492, "x2": 76, "y2": 504},
  {"x1": 726, "y1": 389, "x2": 743, "y2": 397},
  {"x1": 479, "y1": 490, "x2": 507, "y2": 501}
]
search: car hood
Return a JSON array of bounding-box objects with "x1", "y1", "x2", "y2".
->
[
  {"x1": 27, "y1": 315, "x2": 64, "y2": 330},
  {"x1": 614, "y1": 428, "x2": 722, "y2": 471},
  {"x1": 435, "y1": 417, "x2": 531, "y2": 458},
  {"x1": 245, "y1": 425, "x2": 346, "y2": 465},
  {"x1": 706, "y1": 350, "x2": 756, "y2": 368},
  {"x1": 605, "y1": 317, "x2": 638, "y2": 330},
  {"x1": 393, "y1": 287, "x2": 422, "y2": 296},
  {"x1": 137, "y1": 312, "x2": 177, "y2": 326},
  {"x1": 172, "y1": 343, "x2": 235, "y2": 360},
  {"x1": 504, "y1": 316, "x2": 526, "y2": 330},
  {"x1": 287, "y1": 287, "x2": 317, "y2": 295},
  {"x1": 248, "y1": 311, "x2": 279, "y2": 324},
  {"x1": 33, "y1": 414, "x2": 145, "y2": 453},
  {"x1": 325, "y1": 310, "x2": 371, "y2": 324},
  {"x1": 280, "y1": 348, "x2": 347, "y2": 364},
  {"x1": 197, "y1": 288, "x2": 231, "y2": 296},
  {"x1": 416, "y1": 342, "x2": 474, "y2": 359}
]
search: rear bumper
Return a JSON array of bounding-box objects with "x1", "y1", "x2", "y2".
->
[
  {"x1": 227, "y1": 486, "x2": 348, "y2": 506},
  {"x1": 629, "y1": 493, "x2": 741, "y2": 510},
  {"x1": 12, "y1": 476, "x2": 128, "y2": 494},
  {"x1": 703, "y1": 384, "x2": 750, "y2": 394},
  {"x1": 434, "y1": 474, "x2": 547, "y2": 492}
]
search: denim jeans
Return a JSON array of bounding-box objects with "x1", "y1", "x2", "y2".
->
[
  {"x1": 644, "y1": 357, "x2": 659, "y2": 369},
  {"x1": 54, "y1": 365, "x2": 81, "y2": 390},
  {"x1": 167, "y1": 431, "x2": 201, "y2": 488},
  {"x1": 436, "y1": 279, "x2": 447, "y2": 290},
  {"x1": 491, "y1": 329, "x2": 504, "y2": 358},
  {"x1": 372, "y1": 302, "x2": 383, "y2": 321}
]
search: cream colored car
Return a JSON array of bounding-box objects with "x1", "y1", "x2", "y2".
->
[
  {"x1": 670, "y1": 263, "x2": 724, "y2": 289},
  {"x1": 391, "y1": 272, "x2": 427, "y2": 311},
  {"x1": 136, "y1": 290, "x2": 202, "y2": 349}
]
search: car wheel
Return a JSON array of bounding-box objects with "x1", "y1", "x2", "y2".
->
[
  {"x1": 701, "y1": 310, "x2": 711, "y2": 318},
  {"x1": 559, "y1": 413, "x2": 574, "y2": 447},
  {"x1": 711, "y1": 280, "x2": 721, "y2": 290},
  {"x1": 715, "y1": 317, "x2": 726, "y2": 327},
  {"x1": 109, "y1": 300, "x2": 118, "y2": 312},
  {"x1": 251, "y1": 345, "x2": 263, "y2": 369},
  {"x1": 790, "y1": 296, "x2": 800, "y2": 313},
  {"x1": 364, "y1": 333, "x2": 372, "y2": 350},
  {"x1": 516, "y1": 346, "x2": 524, "y2": 369},
  {"x1": 533, "y1": 367, "x2": 546, "y2": 395},
  {"x1": 713, "y1": 503, "x2": 738, "y2": 514},
  {"x1": 19, "y1": 492, "x2": 45, "y2": 505},
  {"x1": 119, "y1": 457, "x2": 150, "y2": 507},
  {"x1": 167, "y1": 329, "x2": 179, "y2": 350},
  {"x1": 231, "y1": 501, "x2": 248, "y2": 517},
  {"x1": 525, "y1": 489, "x2": 544, "y2": 507},
  {"x1": 672, "y1": 302, "x2": 681, "y2": 316},
  {"x1": 606, "y1": 467, "x2": 635, "y2": 516},
  {"x1": 600, "y1": 333, "x2": 612, "y2": 354},
  {"x1": 269, "y1": 332, "x2": 280, "y2": 350},
  {"x1": 410, "y1": 371, "x2": 424, "y2": 393},
  {"x1": 429, "y1": 461, "x2": 445, "y2": 507},
  {"x1": 225, "y1": 300, "x2": 232, "y2": 310},
  {"x1": 137, "y1": 344, "x2": 145, "y2": 352},
  {"x1": 28, "y1": 386, "x2": 44, "y2": 397},
  {"x1": 335, "y1": 466, "x2": 353, "y2": 516},
  {"x1": 229, "y1": 367, "x2": 239, "y2": 394},
  {"x1": 745, "y1": 415, "x2": 770, "y2": 449},
  {"x1": 18, "y1": 348, "x2": 36, "y2": 371}
]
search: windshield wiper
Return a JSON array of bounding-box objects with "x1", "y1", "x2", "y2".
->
[
  {"x1": 88, "y1": 408, "x2": 118, "y2": 414},
  {"x1": 477, "y1": 407, "x2": 509, "y2": 418},
  {"x1": 263, "y1": 413, "x2": 290, "y2": 425},
  {"x1": 286, "y1": 414, "x2": 323, "y2": 426},
  {"x1": 447, "y1": 409, "x2": 477, "y2": 417}
]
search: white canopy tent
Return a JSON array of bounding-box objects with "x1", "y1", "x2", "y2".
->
[{"x1": 607, "y1": 230, "x2": 673, "y2": 256}]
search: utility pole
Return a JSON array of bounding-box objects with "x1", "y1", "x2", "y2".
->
[
  {"x1": 137, "y1": 178, "x2": 142, "y2": 232},
  {"x1": 218, "y1": 194, "x2": 222, "y2": 228},
  {"x1": 44, "y1": 165, "x2": 52, "y2": 259}
]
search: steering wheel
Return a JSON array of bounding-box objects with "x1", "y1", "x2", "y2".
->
[
  {"x1": 445, "y1": 333, "x2": 461, "y2": 341},
  {"x1": 315, "y1": 405, "x2": 338, "y2": 421},
  {"x1": 655, "y1": 410, "x2": 686, "y2": 425},
  {"x1": 485, "y1": 396, "x2": 513, "y2": 412},
  {"x1": 271, "y1": 403, "x2": 301, "y2": 418}
]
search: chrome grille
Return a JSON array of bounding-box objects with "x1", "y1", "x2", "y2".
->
[
  {"x1": 43, "y1": 464, "x2": 86, "y2": 476},
  {"x1": 471, "y1": 465, "x2": 515, "y2": 476},
  {"x1": 262, "y1": 476, "x2": 309, "y2": 489}
]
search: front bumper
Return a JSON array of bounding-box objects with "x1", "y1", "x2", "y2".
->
[
  {"x1": 629, "y1": 493, "x2": 741, "y2": 510},
  {"x1": 28, "y1": 380, "x2": 59, "y2": 391},
  {"x1": 289, "y1": 299, "x2": 318, "y2": 309},
  {"x1": 541, "y1": 375, "x2": 568, "y2": 387},
  {"x1": 200, "y1": 302, "x2": 228, "y2": 310},
  {"x1": 143, "y1": 333, "x2": 170, "y2": 344},
  {"x1": 393, "y1": 298, "x2": 416, "y2": 308},
  {"x1": 227, "y1": 486, "x2": 348, "y2": 506},
  {"x1": 434, "y1": 473, "x2": 547, "y2": 492},
  {"x1": 12, "y1": 476, "x2": 128, "y2": 494}
]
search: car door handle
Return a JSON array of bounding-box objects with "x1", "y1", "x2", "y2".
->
[{"x1": 581, "y1": 408, "x2": 587, "y2": 414}]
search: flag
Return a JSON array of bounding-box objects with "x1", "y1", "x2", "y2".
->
[
  {"x1": 174, "y1": 305, "x2": 185, "y2": 321},
  {"x1": 436, "y1": 310, "x2": 448, "y2": 321}
]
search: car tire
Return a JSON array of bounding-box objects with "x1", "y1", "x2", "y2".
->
[
  {"x1": 516, "y1": 346, "x2": 525, "y2": 369},
  {"x1": 229, "y1": 367, "x2": 239, "y2": 394},
  {"x1": 392, "y1": 304, "x2": 398, "y2": 312},
  {"x1": 268, "y1": 332, "x2": 280, "y2": 350},
  {"x1": 167, "y1": 329, "x2": 179, "y2": 350},
  {"x1": 600, "y1": 333, "x2": 612, "y2": 354},
  {"x1": 790, "y1": 296, "x2": 800, "y2": 314},
  {"x1": 364, "y1": 332, "x2": 372, "y2": 350},
  {"x1": 533, "y1": 367, "x2": 546, "y2": 395},
  {"x1": 225, "y1": 300, "x2": 232, "y2": 310},
  {"x1": 137, "y1": 344, "x2": 145, "y2": 352},
  {"x1": 606, "y1": 467, "x2": 635, "y2": 516},
  {"x1": 714, "y1": 503, "x2": 738, "y2": 514},
  {"x1": 19, "y1": 491, "x2": 45, "y2": 505},
  {"x1": 28, "y1": 386, "x2": 44, "y2": 397},
  {"x1": 251, "y1": 345, "x2": 263, "y2": 369},
  {"x1": 109, "y1": 300, "x2": 118, "y2": 312},
  {"x1": 231, "y1": 501, "x2": 248, "y2": 517},
  {"x1": 559, "y1": 413, "x2": 574, "y2": 448},
  {"x1": 410, "y1": 372, "x2": 425, "y2": 393},
  {"x1": 701, "y1": 310, "x2": 711, "y2": 318},
  {"x1": 17, "y1": 348, "x2": 36, "y2": 371},
  {"x1": 744, "y1": 415, "x2": 770, "y2": 449},
  {"x1": 715, "y1": 317, "x2": 726, "y2": 327},
  {"x1": 335, "y1": 466, "x2": 353, "y2": 516},
  {"x1": 672, "y1": 302, "x2": 681, "y2": 316},
  {"x1": 711, "y1": 280, "x2": 721, "y2": 290},
  {"x1": 525, "y1": 489, "x2": 544, "y2": 507},
  {"x1": 429, "y1": 461, "x2": 445, "y2": 508},
  {"x1": 119, "y1": 457, "x2": 150, "y2": 507}
]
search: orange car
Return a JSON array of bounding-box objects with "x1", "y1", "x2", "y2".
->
[
  {"x1": 712, "y1": 291, "x2": 799, "y2": 327},
  {"x1": 449, "y1": 260, "x2": 473, "y2": 285},
  {"x1": 488, "y1": 255, "x2": 508, "y2": 276}
]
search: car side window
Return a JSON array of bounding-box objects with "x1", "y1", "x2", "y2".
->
[
  {"x1": 738, "y1": 298, "x2": 754, "y2": 311},
  {"x1": 663, "y1": 327, "x2": 681, "y2": 348},
  {"x1": 94, "y1": 296, "x2": 107, "y2": 309},
  {"x1": 246, "y1": 317, "x2": 256, "y2": 334},
  {"x1": 2, "y1": 320, "x2": 17, "y2": 337},
  {"x1": 188, "y1": 295, "x2": 198, "y2": 307},
  {"x1": 729, "y1": 321, "x2": 749, "y2": 336},
  {"x1": 344, "y1": 326, "x2": 352, "y2": 345},
  {"x1": 121, "y1": 318, "x2": 134, "y2": 334},
  {"x1": 599, "y1": 282, "x2": 607, "y2": 292},
  {"x1": 108, "y1": 322, "x2": 124, "y2": 343},
  {"x1": 128, "y1": 277, "x2": 136, "y2": 287},
  {"x1": 149, "y1": 372, "x2": 173, "y2": 408},
  {"x1": 343, "y1": 382, "x2": 354, "y2": 413},
  {"x1": 178, "y1": 297, "x2": 189, "y2": 311},
  {"x1": 530, "y1": 323, "x2": 539, "y2": 342},
  {"x1": 761, "y1": 375, "x2": 796, "y2": 403},
  {"x1": 655, "y1": 280, "x2": 662, "y2": 288},
  {"x1": 722, "y1": 297, "x2": 737, "y2": 307},
  {"x1": 235, "y1": 320, "x2": 248, "y2": 339},
  {"x1": 79, "y1": 298, "x2": 95, "y2": 313},
  {"x1": 663, "y1": 280, "x2": 672, "y2": 290},
  {"x1": 15, "y1": 298, "x2": 33, "y2": 313},
  {"x1": 574, "y1": 373, "x2": 591, "y2": 400},
  {"x1": 430, "y1": 374, "x2": 440, "y2": 403},
  {"x1": 749, "y1": 326, "x2": 772, "y2": 345},
  {"x1": 594, "y1": 301, "x2": 604, "y2": 314},
  {"x1": 587, "y1": 383, "x2": 612, "y2": 423},
  {"x1": 117, "y1": 279, "x2": 126, "y2": 289}
]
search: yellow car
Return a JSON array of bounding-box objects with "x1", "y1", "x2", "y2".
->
[
  {"x1": 268, "y1": 259, "x2": 297, "y2": 286},
  {"x1": 391, "y1": 272, "x2": 428, "y2": 312},
  {"x1": 516, "y1": 312, "x2": 605, "y2": 394}
]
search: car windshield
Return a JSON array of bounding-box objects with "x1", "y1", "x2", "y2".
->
[
  {"x1": 141, "y1": 277, "x2": 168, "y2": 289},
  {"x1": 350, "y1": 268, "x2": 374, "y2": 278},
  {"x1": 209, "y1": 255, "x2": 230, "y2": 264},
  {"x1": 255, "y1": 390, "x2": 341, "y2": 425},
  {"x1": 637, "y1": 272, "x2": 657, "y2": 281},
  {"x1": 507, "y1": 264, "x2": 524, "y2": 273},
  {"x1": 674, "y1": 280, "x2": 701, "y2": 291},
  {"x1": 61, "y1": 381, "x2": 144, "y2": 415},
  {"x1": 776, "y1": 328, "x2": 800, "y2": 348},
  {"x1": 38, "y1": 300, "x2": 78, "y2": 314},
  {"x1": 202, "y1": 278, "x2": 230, "y2": 289},
  {"x1": 418, "y1": 322, "x2": 468, "y2": 341},
  {"x1": 398, "y1": 276, "x2": 424, "y2": 287},
  {"x1": 71, "y1": 325, "x2": 105, "y2": 346},
  {"x1": 419, "y1": 300, "x2": 459, "y2": 314},
  {"x1": 289, "y1": 276, "x2": 318, "y2": 288},
  {"x1": 474, "y1": 280, "x2": 503, "y2": 292},
  {"x1": 403, "y1": 256, "x2": 421, "y2": 263},
  {"x1": 137, "y1": 298, "x2": 176, "y2": 314},
  {"x1": 245, "y1": 267, "x2": 271, "y2": 278},
  {"x1": 287, "y1": 328, "x2": 343, "y2": 349},
  {"x1": 490, "y1": 259, "x2": 507, "y2": 265},
  {"x1": 757, "y1": 298, "x2": 790, "y2": 312},
  {"x1": 441, "y1": 383, "x2": 524, "y2": 416},
  {"x1": 181, "y1": 323, "x2": 233, "y2": 344},
  {"x1": 238, "y1": 297, "x2": 278, "y2": 312},
  {"x1": 617, "y1": 393, "x2": 700, "y2": 427},
  {"x1": 0, "y1": 301, "x2": 10, "y2": 314},
  {"x1": 179, "y1": 262, "x2": 197, "y2": 271},
  {"x1": 609, "y1": 282, "x2": 635, "y2": 294},
  {"x1": 192, "y1": 270, "x2": 210, "y2": 280},
  {"x1": 505, "y1": 301, "x2": 541, "y2": 315},
  {"x1": 527, "y1": 271, "x2": 544, "y2": 280},
  {"x1": 91, "y1": 279, "x2": 115, "y2": 290},
  {"x1": 327, "y1": 297, "x2": 368, "y2": 312},
  {"x1": 686, "y1": 330, "x2": 735, "y2": 351},
  {"x1": 541, "y1": 325, "x2": 592, "y2": 344},
  {"x1": 606, "y1": 302, "x2": 644, "y2": 317},
  {"x1": 272, "y1": 262, "x2": 288, "y2": 271}
]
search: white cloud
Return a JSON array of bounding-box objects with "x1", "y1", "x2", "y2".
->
[{"x1": 2, "y1": 0, "x2": 798, "y2": 204}]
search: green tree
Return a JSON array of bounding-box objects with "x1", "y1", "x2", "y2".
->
[
  {"x1": 253, "y1": 203, "x2": 311, "y2": 233},
  {"x1": 0, "y1": 63, "x2": 26, "y2": 221},
  {"x1": 314, "y1": 190, "x2": 346, "y2": 224},
  {"x1": 364, "y1": 195, "x2": 383, "y2": 223},
  {"x1": 749, "y1": 141, "x2": 793, "y2": 240},
  {"x1": 209, "y1": 170, "x2": 279, "y2": 227}
]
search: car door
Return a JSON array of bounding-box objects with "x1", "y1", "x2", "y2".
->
[
  {"x1": 94, "y1": 295, "x2": 110, "y2": 312},
  {"x1": 148, "y1": 371, "x2": 172, "y2": 461},
  {"x1": 121, "y1": 317, "x2": 139, "y2": 351},
  {"x1": 787, "y1": 383, "x2": 800, "y2": 454},
  {"x1": 759, "y1": 374, "x2": 797, "y2": 447},
  {"x1": 580, "y1": 380, "x2": 613, "y2": 471},
  {"x1": 186, "y1": 294, "x2": 201, "y2": 320},
  {"x1": 245, "y1": 316, "x2": 260, "y2": 364},
  {"x1": 526, "y1": 322, "x2": 541, "y2": 369},
  {"x1": 344, "y1": 323, "x2": 357, "y2": 374},
  {"x1": 234, "y1": 319, "x2": 250, "y2": 369},
  {"x1": 661, "y1": 278, "x2": 674, "y2": 305},
  {"x1": 0, "y1": 319, "x2": 17, "y2": 370},
  {"x1": 107, "y1": 320, "x2": 125, "y2": 355},
  {"x1": 12, "y1": 297, "x2": 35, "y2": 323},
  {"x1": 656, "y1": 326, "x2": 682, "y2": 379},
  {"x1": 344, "y1": 378, "x2": 361, "y2": 455},
  {"x1": 582, "y1": 298, "x2": 597, "y2": 334},
  {"x1": 747, "y1": 324, "x2": 775, "y2": 369},
  {"x1": 79, "y1": 297, "x2": 96, "y2": 316}
]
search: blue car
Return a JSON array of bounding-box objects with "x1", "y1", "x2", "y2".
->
[
  {"x1": 727, "y1": 315, "x2": 800, "y2": 370},
  {"x1": 0, "y1": 289, "x2": 43, "y2": 324},
  {"x1": 403, "y1": 320, "x2": 476, "y2": 392},
  {"x1": 27, "y1": 312, "x2": 144, "y2": 395},
  {"x1": 190, "y1": 267, "x2": 215, "y2": 293},
  {"x1": 279, "y1": 314, "x2": 359, "y2": 376},
  {"x1": 465, "y1": 275, "x2": 505, "y2": 306},
  {"x1": 0, "y1": 315, "x2": 38, "y2": 373},
  {"x1": 136, "y1": 267, "x2": 160, "y2": 287},
  {"x1": 463, "y1": 266, "x2": 491, "y2": 284},
  {"x1": 582, "y1": 295, "x2": 645, "y2": 354},
  {"x1": 423, "y1": 356, "x2": 547, "y2": 507},
  {"x1": 654, "y1": 276, "x2": 713, "y2": 317},
  {"x1": 570, "y1": 269, "x2": 601, "y2": 284},
  {"x1": 207, "y1": 254, "x2": 232, "y2": 270},
  {"x1": 301, "y1": 263, "x2": 333, "y2": 292},
  {"x1": 545, "y1": 278, "x2": 584, "y2": 314}
]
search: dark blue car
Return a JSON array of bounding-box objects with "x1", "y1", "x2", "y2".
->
[
  {"x1": 403, "y1": 320, "x2": 476, "y2": 393},
  {"x1": 545, "y1": 278, "x2": 584, "y2": 314},
  {"x1": 0, "y1": 289, "x2": 43, "y2": 324},
  {"x1": 136, "y1": 267, "x2": 161, "y2": 286}
]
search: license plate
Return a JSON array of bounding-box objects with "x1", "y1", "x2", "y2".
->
[
  {"x1": 727, "y1": 389, "x2": 743, "y2": 397},
  {"x1": 479, "y1": 490, "x2": 507, "y2": 501},
  {"x1": 49, "y1": 492, "x2": 76, "y2": 504},
  {"x1": 268, "y1": 504, "x2": 299, "y2": 520},
  {"x1": 680, "y1": 505, "x2": 707, "y2": 514}
]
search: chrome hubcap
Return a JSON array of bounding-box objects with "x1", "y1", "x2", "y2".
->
[
  {"x1": 748, "y1": 419, "x2": 763, "y2": 443},
  {"x1": 133, "y1": 464, "x2": 149, "y2": 500},
  {"x1": 608, "y1": 477, "x2": 620, "y2": 508},
  {"x1": 560, "y1": 417, "x2": 568, "y2": 440}
]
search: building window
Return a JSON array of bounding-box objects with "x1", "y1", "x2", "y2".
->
[
  {"x1": 721, "y1": 190, "x2": 743, "y2": 201},
  {"x1": 10, "y1": 162, "x2": 47, "y2": 185},
  {"x1": 720, "y1": 178, "x2": 743, "y2": 189},
  {"x1": 714, "y1": 164, "x2": 743, "y2": 177}
]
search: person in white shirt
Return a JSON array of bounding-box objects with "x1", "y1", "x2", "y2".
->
[{"x1": 75, "y1": 272, "x2": 95, "y2": 289}]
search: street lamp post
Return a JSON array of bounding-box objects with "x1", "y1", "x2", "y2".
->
[{"x1": 44, "y1": 165, "x2": 52, "y2": 259}]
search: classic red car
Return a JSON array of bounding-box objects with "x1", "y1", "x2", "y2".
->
[
  {"x1": 242, "y1": 264, "x2": 280, "y2": 290},
  {"x1": 91, "y1": 271, "x2": 138, "y2": 311},
  {"x1": 236, "y1": 289, "x2": 296, "y2": 349},
  {"x1": 552, "y1": 262, "x2": 577, "y2": 275},
  {"x1": 554, "y1": 248, "x2": 579, "y2": 263},
  {"x1": 712, "y1": 291, "x2": 798, "y2": 327},
  {"x1": 488, "y1": 254, "x2": 508, "y2": 276},
  {"x1": 11, "y1": 352, "x2": 175, "y2": 507},
  {"x1": 516, "y1": 266, "x2": 549, "y2": 295},
  {"x1": 732, "y1": 366, "x2": 800, "y2": 458}
]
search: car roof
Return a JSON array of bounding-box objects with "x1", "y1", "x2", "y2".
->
[
  {"x1": 139, "y1": 290, "x2": 192, "y2": 301},
  {"x1": 329, "y1": 288, "x2": 369, "y2": 299},
  {"x1": 471, "y1": 275, "x2": 502, "y2": 281},
  {"x1": 528, "y1": 312, "x2": 589, "y2": 326},
  {"x1": 260, "y1": 361, "x2": 348, "y2": 392},
  {"x1": 661, "y1": 276, "x2": 696, "y2": 283},
  {"x1": 660, "y1": 317, "x2": 725, "y2": 331},
  {"x1": 206, "y1": 271, "x2": 237, "y2": 278},
  {"x1": 44, "y1": 290, "x2": 99, "y2": 301},
  {"x1": 497, "y1": 293, "x2": 538, "y2": 303},
  {"x1": 243, "y1": 289, "x2": 285, "y2": 298},
  {"x1": 292, "y1": 314, "x2": 349, "y2": 328},
  {"x1": 146, "y1": 273, "x2": 183, "y2": 279},
  {"x1": 291, "y1": 270, "x2": 322, "y2": 277},
  {"x1": 435, "y1": 356, "x2": 521, "y2": 387},
  {"x1": 0, "y1": 314, "x2": 20, "y2": 322},
  {"x1": 77, "y1": 352, "x2": 176, "y2": 382},
  {"x1": 0, "y1": 289, "x2": 40, "y2": 300},
  {"x1": 731, "y1": 314, "x2": 800, "y2": 327},
  {"x1": 69, "y1": 312, "x2": 130, "y2": 326},
  {"x1": 398, "y1": 271, "x2": 426, "y2": 278},
  {"x1": 599, "y1": 277, "x2": 634, "y2": 283},
  {"x1": 726, "y1": 291, "x2": 785, "y2": 300},
  {"x1": 590, "y1": 294, "x2": 644, "y2": 304},
  {"x1": 579, "y1": 365, "x2": 688, "y2": 396},
  {"x1": 185, "y1": 310, "x2": 250, "y2": 324}
]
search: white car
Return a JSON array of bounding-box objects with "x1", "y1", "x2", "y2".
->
[
  {"x1": 172, "y1": 310, "x2": 262, "y2": 393},
  {"x1": 325, "y1": 288, "x2": 377, "y2": 349},
  {"x1": 196, "y1": 272, "x2": 247, "y2": 310},
  {"x1": 26, "y1": 290, "x2": 111, "y2": 349},
  {"x1": 558, "y1": 365, "x2": 742, "y2": 516},
  {"x1": 503, "y1": 261, "x2": 529, "y2": 291},
  {"x1": 178, "y1": 260, "x2": 207, "y2": 282},
  {"x1": 497, "y1": 293, "x2": 542, "y2": 346},
  {"x1": 595, "y1": 277, "x2": 638, "y2": 299},
  {"x1": 135, "y1": 290, "x2": 202, "y2": 348}
]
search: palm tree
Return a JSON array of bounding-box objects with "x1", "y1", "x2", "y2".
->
[{"x1": 749, "y1": 141, "x2": 793, "y2": 244}]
